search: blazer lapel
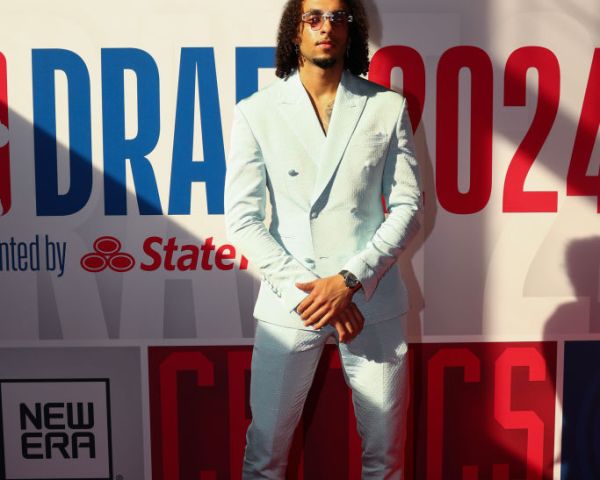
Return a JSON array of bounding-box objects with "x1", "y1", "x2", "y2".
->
[
  {"x1": 310, "y1": 71, "x2": 367, "y2": 205},
  {"x1": 272, "y1": 71, "x2": 325, "y2": 163}
]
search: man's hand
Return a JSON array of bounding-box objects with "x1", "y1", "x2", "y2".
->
[
  {"x1": 295, "y1": 274, "x2": 358, "y2": 329},
  {"x1": 329, "y1": 303, "x2": 365, "y2": 343}
]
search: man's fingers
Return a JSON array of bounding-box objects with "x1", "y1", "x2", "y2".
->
[
  {"x1": 349, "y1": 303, "x2": 365, "y2": 328},
  {"x1": 344, "y1": 304, "x2": 364, "y2": 340},
  {"x1": 295, "y1": 294, "x2": 314, "y2": 314},
  {"x1": 332, "y1": 311, "x2": 355, "y2": 343},
  {"x1": 295, "y1": 282, "x2": 317, "y2": 313},
  {"x1": 344, "y1": 320, "x2": 354, "y2": 335},
  {"x1": 310, "y1": 310, "x2": 334, "y2": 330},
  {"x1": 299, "y1": 299, "x2": 362, "y2": 338},
  {"x1": 346, "y1": 316, "x2": 361, "y2": 341},
  {"x1": 346, "y1": 313, "x2": 358, "y2": 336},
  {"x1": 296, "y1": 300, "x2": 307, "y2": 314},
  {"x1": 300, "y1": 297, "x2": 322, "y2": 321},
  {"x1": 341, "y1": 310, "x2": 355, "y2": 335},
  {"x1": 332, "y1": 319, "x2": 349, "y2": 343},
  {"x1": 304, "y1": 304, "x2": 329, "y2": 327},
  {"x1": 352, "y1": 309, "x2": 365, "y2": 331},
  {"x1": 332, "y1": 309, "x2": 353, "y2": 338}
]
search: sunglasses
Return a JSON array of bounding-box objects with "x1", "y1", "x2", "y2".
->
[{"x1": 301, "y1": 10, "x2": 354, "y2": 30}]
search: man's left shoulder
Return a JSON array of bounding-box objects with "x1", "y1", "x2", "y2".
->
[{"x1": 347, "y1": 73, "x2": 406, "y2": 107}]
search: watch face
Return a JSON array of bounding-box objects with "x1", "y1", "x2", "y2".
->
[
  {"x1": 339, "y1": 270, "x2": 359, "y2": 288},
  {"x1": 345, "y1": 273, "x2": 359, "y2": 288}
]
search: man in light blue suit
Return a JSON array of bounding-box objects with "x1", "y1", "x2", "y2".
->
[{"x1": 225, "y1": 0, "x2": 422, "y2": 477}]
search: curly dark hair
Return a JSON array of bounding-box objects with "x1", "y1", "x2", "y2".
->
[{"x1": 275, "y1": 0, "x2": 370, "y2": 78}]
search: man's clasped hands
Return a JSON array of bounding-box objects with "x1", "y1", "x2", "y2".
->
[{"x1": 295, "y1": 275, "x2": 364, "y2": 343}]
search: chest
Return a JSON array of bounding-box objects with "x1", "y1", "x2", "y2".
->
[{"x1": 311, "y1": 97, "x2": 336, "y2": 135}]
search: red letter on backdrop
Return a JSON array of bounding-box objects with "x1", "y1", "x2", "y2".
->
[
  {"x1": 503, "y1": 46, "x2": 560, "y2": 212},
  {"x1": 567, "y1": 48, "x2": 600, "y2": 211},
  {"x1": 159, "y1": 352, "x2": 215, "y2": 480},
  {"x1": 227, "y1": 351, "x2": 252, "y2": 479},
  {"x1": 426, "y1": 348, "x2": 481, "y2": 480},
  {"x1": 436, "y1": 46, "x2": 493, "y2": 214},
  {"x1": 368, "y1": 45, "x2": 425, "y2": 132},
  {"x1": 494, "y1": 348, "x2": 546, "y2": 480}
]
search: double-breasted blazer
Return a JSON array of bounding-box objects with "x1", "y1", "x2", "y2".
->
[{"x1": 224, "y1": 69, "x2": 422, "y2": 330}]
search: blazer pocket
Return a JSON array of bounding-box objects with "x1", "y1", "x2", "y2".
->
[{"x1": 348, "y1": 140, "x2": 388, "y2": 168}]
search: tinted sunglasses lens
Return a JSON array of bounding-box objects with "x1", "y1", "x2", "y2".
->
[
  {"x1": 309, "y1": 15, "x2": 322, "y2": 29},
  {"x1": 331, "y1": 12, "x2": 348, "y2": 24}
]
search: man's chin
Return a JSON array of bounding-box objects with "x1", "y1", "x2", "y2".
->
[{"x1": 312, "y1": 57, "x2": 338, "y2": 69}]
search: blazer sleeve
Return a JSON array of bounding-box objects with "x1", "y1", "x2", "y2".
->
[
  {"x1": 342, "y1": 97, "x2": 422, "y2": 301},
  {"x1": 224, "y1": 104, "x2": 319, "y2": 312}
]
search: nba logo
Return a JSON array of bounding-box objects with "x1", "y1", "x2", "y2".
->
[{"x1": 0, "y1": 52, "x2": 9, "y2": 215}]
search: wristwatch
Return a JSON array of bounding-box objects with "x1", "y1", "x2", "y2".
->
[{"x1": 339, "y1": 270, "x2": 361, "y2": 290}]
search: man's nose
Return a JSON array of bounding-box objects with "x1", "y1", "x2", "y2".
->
[{"x1": 320, "y1": 17, "x2": 333, "y2": 33}]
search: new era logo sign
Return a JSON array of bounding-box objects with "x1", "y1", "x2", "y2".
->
[
  {"x1": 0, "y1": 379, "x2": 113, "y2": 480},
  {"x1": 0, "y1": 52, "x2": 10, "y2": 216}
]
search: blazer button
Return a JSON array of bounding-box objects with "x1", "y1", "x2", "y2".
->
[
  {"x1": 304, "y1": 258, "x2": 315, "y2": 264},
  {"x1": 310, "y1": 211, "x2": 318, "y2": 219},
  {"x1": 288, "y1": 169, "x2": 299, "y2": 177}
]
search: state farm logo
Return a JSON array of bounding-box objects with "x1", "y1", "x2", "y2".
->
[
  {"x1": 0, "y1": 379, "x2": 113, "y2": 480},
  {"x1": 80, "y1": 236, "x2": 135, "y2": 272},
  {"x1": 0, "y1": 52, "x2": 10, "y2": 216},
  {"x1": 80, "y1": 235, "x2": 248, "y2": 273}
]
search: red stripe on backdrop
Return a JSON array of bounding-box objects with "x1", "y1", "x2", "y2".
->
[{"x1": 0, "y1": 52, "x2": 10, "y2": 215}]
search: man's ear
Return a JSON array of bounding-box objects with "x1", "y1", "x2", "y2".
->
[{"x1": 294, "y1": 36, "x2": 303, "y2": 64}]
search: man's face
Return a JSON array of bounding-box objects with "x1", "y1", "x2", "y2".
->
[{"x1": 297, "y1": 0, "x2": 351, "y2": 70}]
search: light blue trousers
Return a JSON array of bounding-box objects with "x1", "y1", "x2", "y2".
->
[{"x1": 242, "y1": 317, "x2": 409, "y2": 479}]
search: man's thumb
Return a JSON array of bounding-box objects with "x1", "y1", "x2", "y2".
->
[{"x1": 295, "y1": 280, "x2": 314, "y2": 291}]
